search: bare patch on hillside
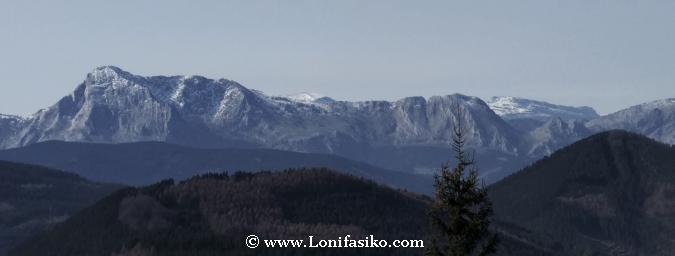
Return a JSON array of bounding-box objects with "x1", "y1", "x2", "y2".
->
[
  {"x1": 557, "y1": 194, "x2": 615, "y2": 217},
  {"x1": 20, "y1": 183, "x2": 53, "y2": 190},
  {"x1": 111, "y1": 242, "x2": 154, "y2": 256},
  {"x1": 644, "y1": 183, "x2": 675, "y2": 218},
  {"x1": 118, "y1": 194, "x2": 176, "y2": 231},
  {"x1": 0, "y1": 202, "x2": 13, "y2": 212}
]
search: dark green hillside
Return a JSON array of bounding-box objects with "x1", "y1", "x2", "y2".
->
[
  {"x1": 9, "y1": 168, "x2": 547, "y2": 256},
  {"x1": 0, "y1": 141, "x2": 432, "y2": 195},
  {"x1": 489, "y1": 130, "x2": 675, "y2": 255},
  {"x1": 0, "y1": 160, "x2": 124, "y2": 255}
]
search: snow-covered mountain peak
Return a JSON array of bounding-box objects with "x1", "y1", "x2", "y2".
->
[
  {"x1": 584, "y1": 98, "x2": 675, "y2": 145},
  {"x1": 487, "y1": 96, "x2": 599, "y2": 122},
  {"x1": 454, "y1": 93, "x2": 489, "y2": 108},
  {"x1": 635, "y1": 98, "x2": 675, "y2": 109},
  {"x1": 281, "y1": 92, "x2": 336, "y2": 105},
  {"x1": 88, "y1": 66, "x2": 137, "y2": 83},
  {"x1": 81, "y1": 66, "x2": 147, "y2": 106},
  {"x1": 0, "y1": 114, "x2": 25, "y2": 121},
  {"x1": 426, "y1": 94, "x2": 492, "y2": 113},
  {"x1": 487, "y1": 96, "x2": 525, "y2": 114}
]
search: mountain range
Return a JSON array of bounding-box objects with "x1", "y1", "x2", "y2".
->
[
  {"x1": 0, "y1": 66, "x2": 673, "y2": 183},
  {"x1": 0, "y1": 66, "x2": 523, "y2": 153}
]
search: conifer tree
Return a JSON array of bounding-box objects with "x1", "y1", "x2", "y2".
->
[{"x1": 425, "y1": 103, "x2": 499, "y2": 256}]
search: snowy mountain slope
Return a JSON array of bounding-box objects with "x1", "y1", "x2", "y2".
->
[
  {"x1": 0, "y1": 114, "x2": 24, "y2": 147},
  {"x1": 0, "y1": 114, "x2": 23, "y2": 125},
  {"x1": 584, "y1": 98, "x2": 675, "y2": 145},
  {"x1": 487, "y1": 96, "x2": 599, "y2": 122}
]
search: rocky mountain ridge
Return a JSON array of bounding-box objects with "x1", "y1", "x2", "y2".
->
[
  {"x1": 0, "y1": 67, "x2": 524, "y2": 173},
  {"x1": 585, "y1": 98, "x2": 675, "y2": 145}
]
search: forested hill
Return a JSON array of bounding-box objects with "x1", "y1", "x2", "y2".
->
[
  {"x1": 0, "y1": 160, "x2": 124, "y2": 255},
  {"x1": 9, "y1": 168, "x2": 549, "y2": 256},
  {"x1": 489, "y1": 130, "x2": 675, "y2": 255}
]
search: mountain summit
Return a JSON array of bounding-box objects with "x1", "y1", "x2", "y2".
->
[
  {"x1": 280, "y1": 92, "x2": 336, "y2": 105},
  {"x1": 584, "y1": 98, "x2": 675, "y2": 145},
  {"x1": 487, "y1": 96, "x2": 599, "y2": 122}
]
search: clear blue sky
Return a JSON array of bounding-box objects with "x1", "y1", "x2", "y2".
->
[{"x1": 1, "y1": 1, "x2": 673, "y2": 116}]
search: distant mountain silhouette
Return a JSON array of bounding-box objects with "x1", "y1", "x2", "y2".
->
[
  {"x1": 0, "y1": 160, "x2": 123, "y2": 255},
  {"x1": 0, "y1": 140, "x2": 433, "y2": 195}
]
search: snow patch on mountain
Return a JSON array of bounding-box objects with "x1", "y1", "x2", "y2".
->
[
  {"x1": 0, "y1": 114, "x2": 24, "y2": 120},
  {"x1": 585, "y1": 98, "x2": 675, "y2": 130},
  {"x1": 281, "y1": 92, "x2": 336, "y2": 105},
  {"x1": 487, "y1": 96, "x2": 599, "y2": 122}
]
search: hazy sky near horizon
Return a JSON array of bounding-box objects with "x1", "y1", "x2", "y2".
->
[{"x1": 1, "y1": 1, "x2": 673, "y2": 116}]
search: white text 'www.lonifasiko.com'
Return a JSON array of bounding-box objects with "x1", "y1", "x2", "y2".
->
[{"x1": 245, "y1": 235, "x2": 424, "y2": 249}]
